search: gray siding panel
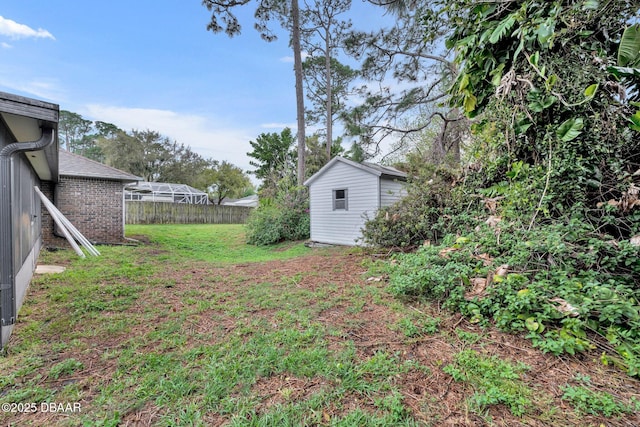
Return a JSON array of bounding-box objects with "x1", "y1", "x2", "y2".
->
[
  {"x1": 13, "y1": 157, "x2": 41, "y2": 271},
  {"x1": 380, "y1": 178, "x2": 407, "y2": 207},
  {"x1": 1, "y1": 124, "x2": 42, "y2": 347},
  {"x1": 309, "y1": 161, "x2": 379, "y2": 245}
]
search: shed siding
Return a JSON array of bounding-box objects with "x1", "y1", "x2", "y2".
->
[
  {"x1": 380, "y1": 178, "x2": 407, "y2": 207},
  {"x1": 309, "y1": 161, "x2": 379, "y2": 245}
]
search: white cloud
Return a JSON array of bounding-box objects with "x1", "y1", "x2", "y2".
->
[
  {"x1": 0, "y1": 77, "x2": 64, "y2": 101},
  {"x1": 83, "y1": 105, "x2": 258, "y2": 173},
  {"x1": 260, "y1": 122, "x2": 296, "y2": 129},
  {"x1": 259, "y1": 122, "x2": 322, "y2": 137},
  {"x1": 279, "y1": 51, "x2": 309, "y2": 63},
  {"x1": 0, "y1": 16, "x2": 55, "y2": 40},
  {"x1": 1, "y1": 42, "x2": 12, "y2": 49}
]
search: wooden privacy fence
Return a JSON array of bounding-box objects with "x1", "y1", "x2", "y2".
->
[{"x1": 125, "y1": 201, "x2": 252, "y2": 225}]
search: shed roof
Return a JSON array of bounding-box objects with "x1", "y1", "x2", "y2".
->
[
  {"x1": 304, "y1": 156, "x2": 407, "y2": 186},
  {"x1": 59, "y1": 150, "x2": 141, "y2": 182},
  {"x1": 0, "y1": 91, "x2": 59, "y2": 181}
]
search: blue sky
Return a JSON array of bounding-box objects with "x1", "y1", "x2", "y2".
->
[{"x1": 0, "y1": 1, "x2": 388, "y2": 174}]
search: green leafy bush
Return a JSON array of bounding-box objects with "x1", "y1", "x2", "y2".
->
[
  {"x1": 386, "y1": 215, "x2": 640, "y2": 375},
  {"x1": 361, "y1": 166, "x2": 458, "y2": 248},
  {"x1": 246, "y1": 186, "x2": 310, "y2": 246}
]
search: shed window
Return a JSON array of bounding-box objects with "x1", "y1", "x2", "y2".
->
[{"x1": 333, "y1": 189, "x2": 348, "y2": 210}]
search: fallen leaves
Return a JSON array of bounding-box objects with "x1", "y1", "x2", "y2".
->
[
  {"x1": 495, "y1": 264, "x2": 509, "y2": 278},
  {"x1": 482, "y1": 196, "x2": 504, "y2": 214},
  {"x1": 485, "y1": 215, "x2": 502, "y2": 228},
  {"x1": 438, "y1": 246, "x2": 460, "y2": 257},
  {"x1": 465, "y1": 278, "x2": 488, "y2": 300},
  {"x1": 550, "y1": 297, "x2": 580, "y2": 317},
  {"x1": 465, "y1": 264, "x2": 509, "y2": 300},
  {"x1": 474, "y1": 253, "x2": 494, "y2": 266},
  {"x1": 597, "y1": 184, "x2": 640, "y2": 213}
]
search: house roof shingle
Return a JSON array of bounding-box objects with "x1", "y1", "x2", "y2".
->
[{"x1": 59, "y1": 150, "x2": 141, "y2": 182}]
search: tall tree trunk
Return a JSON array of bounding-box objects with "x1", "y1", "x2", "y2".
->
[
  {"x1": 292, "y1": 0, "x2": 306, "y2": 185},
  {"x1": 431, "y1": 119, "x2": 447, "y2": 164},
  {"x1": 325, "y1": 34, "x2": 333, "y2": 160}
]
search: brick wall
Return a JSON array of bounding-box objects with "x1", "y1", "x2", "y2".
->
[
  {"x1": 41, "y1": 177, "x2": 126, "y2": 248},
  {"x1": 40, "y1": 181, "x2": 56, "y2": 248}
]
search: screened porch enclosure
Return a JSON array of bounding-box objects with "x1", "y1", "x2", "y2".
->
[{"x1": 125, "y1": 182, "x2": 209, "y2": 205}]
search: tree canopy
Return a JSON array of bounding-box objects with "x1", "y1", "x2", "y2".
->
[
  {"x1": 203, "y1": 160, "x2": 253, "y2": 204},
  {"x1": 300, "y1": 0, "x2": 354, "y2": 159},
  {"x1": 342, "y1": 1, "x2": 463, "y2": 162},
  {"x1": 247, "y1": 127, "x2": 297, "y2": 195},
  {"x1": 55, "y1": 110, "x2": 251, "y2": 198},
  {"x1": 59, "y1": 110, "x2": 94, "y2": 154}
]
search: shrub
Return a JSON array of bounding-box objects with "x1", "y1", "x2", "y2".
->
[
  {"x1": 386, "y1": 214, "x2": 640, "y2": 376},
  {"x1": 246, "y1": 186, "x2": 310, "y2": 246},
  {"x1": 361, "y1": 165, "x2": 458, "y2": 248}
]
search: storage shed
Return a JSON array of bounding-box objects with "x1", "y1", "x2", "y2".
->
[
  {"x1": 0, "y1": 91, "x2": 59, "y2": 348},
  {"x1": 304, "y1": 156, "x2": 407, "y2": 246}
]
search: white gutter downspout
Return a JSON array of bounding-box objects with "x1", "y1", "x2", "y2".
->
[{"x1": 0, "y1": 127, "x2": 55, "y2": 331}]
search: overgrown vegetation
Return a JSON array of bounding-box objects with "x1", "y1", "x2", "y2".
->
[
  {"x1": 243, "y1": 126, "x2": 348, "y2": 246},
  {"x1": 361, "y1": 162, "x2": 458, "y2": 248},
  {"x1": 363, "y1": 0, "x2": 640, "y2": 376},
  {"x1": 245, "y1": 184, "x2": 310, "y2": 246},
  {"x1": 561, "y1": 383, "x2": 639, "y2": 417}
]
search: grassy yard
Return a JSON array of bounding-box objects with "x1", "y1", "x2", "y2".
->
[
  {"x1": 126, "y1": 224, "x2": 310, "y2": 264},
  {"x1": 1, "y1": 224, "x2": 639, "y2": 426}
]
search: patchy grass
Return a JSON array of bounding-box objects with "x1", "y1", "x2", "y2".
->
[
  {"x1": 443, "y1": 349, "x2": 535, "y2": 417},
  {"x1": 126, "y1": 224, "x2": 309, "y2": 264},
  {"x1": 560, "y1": 374, "x2": 640, "y2": 417},
  {"x1": 0, "y1": 224, "x2": 639, "y2": 426}
]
